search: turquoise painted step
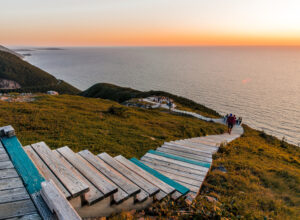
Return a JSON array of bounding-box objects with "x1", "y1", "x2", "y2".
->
[
  {"x1": 130, "y1": 158, "x2": 190, "y2": 195},
  {"x1": 148, "y1": 149, "x2": 211, "y2": 168},
  {"x1": 1, "y1": 136, "x2": 45, "y2": 194}
]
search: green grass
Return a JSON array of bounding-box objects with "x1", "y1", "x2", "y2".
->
[
  {"x1": 0, "y1": 94, "x2": 225, "y2": 158},
  {"x1": 1, "y1": 93, "x2": 298, "y2": 219},
  {"x1": 0, "y1": 51, "x2": 80, "y2": 94},
  {"x1": 129, "y1": 125, "x2": 300, "y2": 220}
]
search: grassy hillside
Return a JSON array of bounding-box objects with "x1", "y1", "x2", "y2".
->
[
  {"x1": 0, "y1": 50, "x2": 80, "y2": 94},
  {"x1": 0, "y1": 94, "x2": 225, "y2": 158},
  {"x1": 81, "y1": 83, "x2": 221, "y2": 118},
  {"x1": 121, "y1": 126, "x2": 300, "y2": 220}
]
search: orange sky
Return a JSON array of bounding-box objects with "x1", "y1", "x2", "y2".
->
[{"x1": 1, "y1": 0, "x2": 300, "y2": 46}]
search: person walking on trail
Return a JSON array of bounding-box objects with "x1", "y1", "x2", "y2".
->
[
  {"x1": 224, "y1": 114, "x2": 229, "y2": 123},
  {"x1": 227, "y1": 114, "x2": 236, "y2": 134}
]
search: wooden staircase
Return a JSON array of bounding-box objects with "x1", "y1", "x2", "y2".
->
[{"x1": 21, "y1": 124, "x2": 243, "y2": 218}]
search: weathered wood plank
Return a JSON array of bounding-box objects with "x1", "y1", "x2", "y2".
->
[
  {"x1": 98, "y1": 153, "x2": 159, "y2": 196},
  {"x1": 53, "y1": 150, "x2": 104, "y2": 205},
  {"x1": 0, "y1": 153, "x2": 10, "y2": 162},
  {"x1": 0, "y1": 147, "x2": 6, "y2": 154},
  {"x1": 24, "y1": 145, "x2": 71, "y2": 199},
  {"x1": 147, "y1": 150, "x2": 211, "y2": 168},
  {"x1": 168, "y1": 142, "x2": 217, "y2": 154},
  {"x1": 181, "y1": 139, "x2": 218, "y2": 147},
  {"x1": 79, "y1": 150, "x2": 140, "y2": 197},
  {"x1": 0, "y1": 177, "x2": 24, "y2": 191},
  {"x1": 31, "y1": 191, "x2": 56, "y2": 220},
  {"x1": 187, "y1": 137, "x2": 219, "y2": 144},
  {"x1": 135, "y1": 189, "x2": 148, "y2": 203},
  {"x1": 173, "y1": 141, "x2": 218, "y2": 151},
  {"x1": 0, "y1": 160, "x2": 14, "y2": 169},
  {"x1": 142, "y1": 153, "x2": 209, "y2": 172},
  {"x1": 182, "y1": 139, "x2": 220, "y2": 149},
  {"x1": 171, "y1": 191, "x2": 183, "y2": 200},
  {"x1": 141, "y1": 156, "x2": 207, "y2": 176},
  {"x1": 161, "y1": 144, "x2": 213, "y2": 161},
  {"x1": 154, "y1": 191, "x2": 167, "y2": 201},
  {"x1": 0, "y1": 168, "x2": 19, "y2": 179},
  {"x1": 7, "y1": 213, "x2": 41, "y2": 220},
  {"x1": 115, "y1": 155, "x2": 175, "y2": 195},
  {"x1": 141, "y1": 160, "x2": 205, "y2": 181},
  {"x1": 31, "y1": 142, "x2": 89, "y2": 197},
  {"x1": 0, "y1": 187, "x2": 30, "y2": 204},
  {"x1": 157, "y1": 147, "x2": 212, "y2": 163},
  {"x1": 156, "y1": 170, "x2": 202, "y2": 187},
  {"x1": 175, "y1": 181, "x2": 200, "y2": 193},
  {"x1": 56, "y1": 146, "x2": 118, "y2": 198},
  {"x1": 41, "y1": 180, "x2": 82, "y2": 220},
  {"x1": 0, "y1": 199, "x2": 37, "y2": 219},
  {"x1": 130, "y1": 158, "x2": 189, "y2": 195},
  {"x1": 2, "y1": 137, "x2": 45, "y2": 195},
  {"x1": 164, "y1": 142, "x2": 213, "y2": 155},
  {"x1": 178, "y1": 139, "x2": 220, "y2": 150},
  {"x1": 163, "y1": 143, "x2": 213, "y2": 156}
]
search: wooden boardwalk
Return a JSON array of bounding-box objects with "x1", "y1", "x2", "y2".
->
[
  {"x1": 0, "y1": 142, "x2": 41, "y2": 220},
  {"x1": 0, "y1": 107, "x2": 244, "y2": 219}
]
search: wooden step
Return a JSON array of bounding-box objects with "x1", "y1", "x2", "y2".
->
[
  {"x1": 0, "y1": 177, "x2": 24, "y2": 191},
  {"x1": 0, "y1": 168, "x2": 19, "y2": 179},
  {"x1": 140, "y1": 156, "x2": 207, "y2": 176},
  {"x1": 189, "y1": 137, "x2": 219, "y2": 143},
  {"x1": 155, "y1": 170, "x2": 202, "y2": 188},
  {"x1": 161, "y1": 144, "x2": 212, "y2": 160},
  {"x1": 24, "y1": 146, "x2": 71, "y2": 199},
  {"x1": 56, "y1": 147, "x2": 121, "y2": 201},
  {"x1": 171, "y1": 191, "x2": 183, "y2": 200},
  {"x1": 167, "y1": 142, "x2": 217, "y2": 154},
  {"x1": 0, "y1": 187, "x2": 30, "y2": 204},
  {"x1": 147, "y1": 150, "x2": 211, "y2": 169},
  {"x1": 141, "y1": 160, "x2": 205, "y2": 181},
  {"x1": 114, "y1": 155, "x2": 175, "y2": 197},
  {"x1": 156, "y1": 147, "x2": 212, "y2": 164},
  {"x1": 183, "y1": 139, "x2": 218, "y2": 147},
  {"x1": 130, "y1": 158, "x2": 189, "y2": 196},
  {"x1": 78, "y1": 150, "x2": 140, "y2": 197},
  {"x1": 164, "y1": 142, "x2": 213, "y2": 156},
  {"x1": 181, "y1": 139, "x2": 220, "y2": 148},
  {"x1": 52, "y1": 150, "x2": 104, "y2": 205},
  {"x1": 173, "y1": 140, "x2": 218, "y2": 151},
  {"x1": 41, "y1": 180, "x2": 81, "y2": 220},
  {"x1": 0, "y1": 199, "x2": 38, "y2": 219},
  {"x1": 31, "y1": 142, "x2": 89, "y2": 197},
  {"x1": 0, "y1": 145, "x2": 6, "y2": 155},
  {"x1": 142, "y1": 153, "x2": 209, "y2": 172},
  {"x1": 0, "y1": 160, "x2": 14, "y2": 170},
  {"x1": 0, "y1": 153, "x2": 10, "y2": 162},
  {"x1": 98, "y1": 153, "x2": 159, "y2": 197},
  {"x1": 183, "y1": 139, "x2": 221, "y2": 148},
  {"x1": 174, "y1": 181, "x2": 200, "y2": 194}
]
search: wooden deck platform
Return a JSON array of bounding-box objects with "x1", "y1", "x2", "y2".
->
[{"x1": 0, "y1": 142, "x2": 41, "y2": 220}]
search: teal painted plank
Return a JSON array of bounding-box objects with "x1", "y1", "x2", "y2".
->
[
  {"x1": 130, "y1": 158, "x2": 189, "y2": 195},
  {"x1": 148, "y1": 150, "x2": 211, "y2": 168},
  {"x1": 1, "y1": 137, "x2": 45, "y2": 194}
]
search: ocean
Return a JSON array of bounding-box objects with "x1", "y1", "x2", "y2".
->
[{"x1": 21, "y1": 46, "x2": 300, "y2": 146}]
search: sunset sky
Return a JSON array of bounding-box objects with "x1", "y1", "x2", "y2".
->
[{"x1": 1, "y1": 0, "x2": 300, "y2": 46}]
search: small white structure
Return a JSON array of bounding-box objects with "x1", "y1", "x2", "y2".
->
[{"x1": 47, "y1": 91, "x2": 59, "y2": 95}]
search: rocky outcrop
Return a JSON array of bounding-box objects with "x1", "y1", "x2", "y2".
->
[{"x1": 0, "y1": 78, "x2": 21, "y2": 89}]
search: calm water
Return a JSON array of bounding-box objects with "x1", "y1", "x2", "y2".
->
[{"x1": 22, "y1": 47, "x2": 300, "y2": 146}]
